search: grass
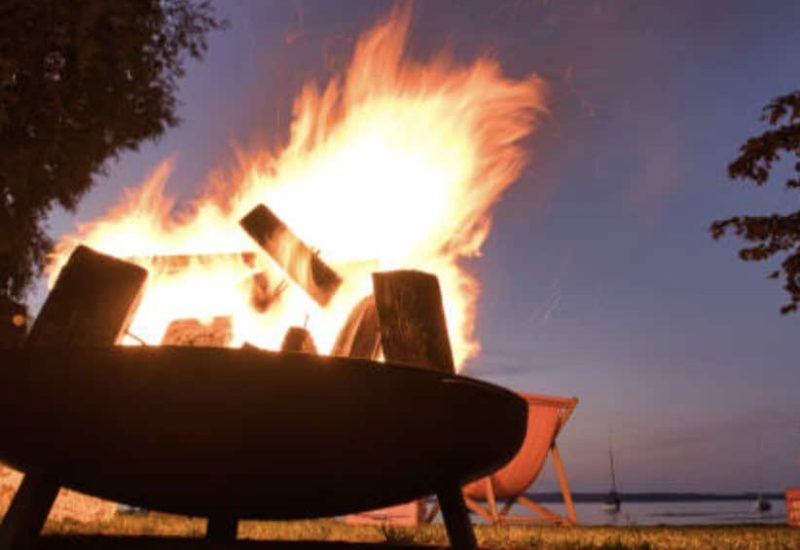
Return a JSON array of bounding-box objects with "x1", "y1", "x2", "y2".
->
[{"x1": 32, "y1": 513, "x2": 800, "y2": 549}]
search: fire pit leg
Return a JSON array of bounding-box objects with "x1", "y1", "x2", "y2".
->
[
  {"x1": 0, "y1": 246, "x2": 147, "y2": 548},
  {"x1": 438, "y1": 483, "x2": 478, "y2": 550},
  {"x1": 206, "y1": 515, "x2": 237, "y2": 542},
  {"x1": 0, "y1": 472, "x2": 59, "y2": 549}
]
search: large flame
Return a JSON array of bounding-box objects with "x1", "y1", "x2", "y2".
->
[{"x1": 50, "y1": 8, "x2": 546, "y2": 371}]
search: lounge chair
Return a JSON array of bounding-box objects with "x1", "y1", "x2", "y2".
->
[{"x1": 459, "y1": 393, "x2": 578, "y2": 525}]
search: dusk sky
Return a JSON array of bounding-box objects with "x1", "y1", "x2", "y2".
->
[{"x1": 44, "y1": 1, "x2": 800, "y2": 494}]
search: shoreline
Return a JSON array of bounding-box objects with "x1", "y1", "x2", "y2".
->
[{"x1": 525, "y1": 492, "x2": 788, "y2": 503}]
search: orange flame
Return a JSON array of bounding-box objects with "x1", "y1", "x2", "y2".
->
[{"x1": 50, "y1": 7, "x2": 546, "y2": 371}]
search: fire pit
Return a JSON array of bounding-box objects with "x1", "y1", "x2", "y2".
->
[
  {"x1": 0, "y1": 345, "x2": 526, "y2": 548},
  {"x1": 0, "y1": 346, "x2": 526, "y2": 518}
]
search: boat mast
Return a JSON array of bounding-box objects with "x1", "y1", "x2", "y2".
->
[
  {"x1": 755, "y1": 433, "x2": 763, "y2": 497},
  {"x1": 609, "y1": 432, "x2": 618, "y2": 492}
]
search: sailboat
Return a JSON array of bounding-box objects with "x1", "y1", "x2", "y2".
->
[
  {"x1": 752, "y1": 435, "x2": 772, "y2": 513},
  {"x1": 602, "y1": 436, "x2": 621, "y2": 514},
  {"x1": 753, "y1": 494, "x2": 771, "y2": 513}
]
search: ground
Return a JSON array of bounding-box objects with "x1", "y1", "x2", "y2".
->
[{"x1": 12, "y1": 514, "x2": 798, "y2": 549}]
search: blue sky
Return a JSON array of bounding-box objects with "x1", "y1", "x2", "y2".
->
[{"x1": 46, "y1": 1, "x2": 800, "y2": 493}]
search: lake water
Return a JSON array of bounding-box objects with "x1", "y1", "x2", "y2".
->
[{"x1": 505, "y1": 499, "x2": 788, "y2": 526}]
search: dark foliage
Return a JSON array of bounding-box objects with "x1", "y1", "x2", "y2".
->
[
  {"x1": 0, "y1": 0, "x2": 224, "y2": 299},
  {"x1": 711, "y1": 91, "x2": 800, "y2": 313}
]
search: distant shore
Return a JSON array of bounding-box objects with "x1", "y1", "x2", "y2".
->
[{"x1": 527, "y1": 492, "x2": 787, "y2": 503}]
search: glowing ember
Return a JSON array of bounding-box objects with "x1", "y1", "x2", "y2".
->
[{"x1": 49, "y1": 7, "x2": 546, "y2": 371}]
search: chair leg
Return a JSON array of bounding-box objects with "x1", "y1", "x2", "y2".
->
[
  {"x1": 206, "y1": 514, "x2": 237, "y2": 542},
  {"x1": 0, "y1": 472, "x2": 60, "y2": 549},
  {"x1": 499, "y1": 499, "x2": 515, "y2": 517},
  {"x1": 517, "y1": 495, "x2": 567, "y2": 525},
  {"x1": 437, "y1": 483, "x2": 477, "y2": 550},
  {"x1": 484, "y1": 477, "x2": 498, "y2": 522},
  {"x1": 423, "y1": 499, "x2": 441, "y2": 523},
  {"x1": 551, "y1": 444, "x2": 577, "y2": 525},
  {"x1": 464, "y1": 495, "x2": 495, "y2": 523}
]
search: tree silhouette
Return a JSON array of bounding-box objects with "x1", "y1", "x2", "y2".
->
[
  {"x1": 0, "y1": 0, "x2": 224, "y2": 299},
  {"x1": 711, "y1": 90, "x2": 800, "y2": 313}
]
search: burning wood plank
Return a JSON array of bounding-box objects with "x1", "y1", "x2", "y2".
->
[
  {"x1": 247, "y1": 272, "x2": 287, "y2": 314},
  {"x1": 126, "y1": 252, "x2": 257, "y2": 274},
  {"x1": 26, "y1": 246, "x2": 148, "y2": 346},
  {"x1": 0, "y1": 245, "x2": 147, "y2": 547},
  {"x1": 372, "y1": 270, "x2": 455, "y2": 374},
  {"x1": 331, "y1": 295, "x2": 381, "y2": 360},
  {"x1": 240, "y1": 204, "x2": 342, "y2": 307}
]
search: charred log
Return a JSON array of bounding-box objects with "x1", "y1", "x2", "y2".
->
[{"x1": 161, "y1": 317, "x2": 233, "y2": 347}]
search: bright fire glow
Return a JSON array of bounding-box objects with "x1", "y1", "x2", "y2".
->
[{"x1": 49, "y1": 7, "x2": 546, "y2": 371}]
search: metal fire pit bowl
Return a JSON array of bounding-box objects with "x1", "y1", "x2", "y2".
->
[{"x1": 0, "y1": 346, "x2": 527, "y2": 519}]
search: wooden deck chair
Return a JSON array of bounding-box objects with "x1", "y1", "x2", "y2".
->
[{"x1": 461, "y1": 393, "x2": 578, "y2": 525}]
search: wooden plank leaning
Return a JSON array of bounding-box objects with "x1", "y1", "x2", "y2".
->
[{"x1": 0, "y1": 245, "x2": 147, "y2": 549}]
